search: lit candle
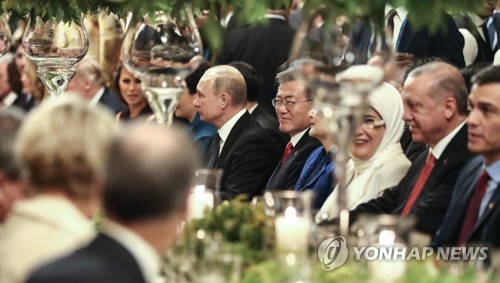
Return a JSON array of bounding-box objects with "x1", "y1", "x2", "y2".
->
[
  {"x1": 370, "y1": 229, "x2": 406, "y2": 282},
  {"x1": 274, "y1": 207, "x2": 310, "y2": 253},
  {"x1": 186, "y1": 185, "x2": 214, "y2": 220}
]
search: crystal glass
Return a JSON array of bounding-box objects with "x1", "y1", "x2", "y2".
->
[
  {"x1": 264, "y1": 191, "x2": 314, "y2": 254},
  {"x1": 0, "y1": 13, "x2": 12, "y2": 57},
  {"x1": 186, "y1": 169, "x2": 222, "y2": 220},
  {"x1": 289, "y1": 7, "x2": 388, "y2": 236},
  {"x1": 22, "y1": 16, "x2": 89, "y2": 97},
  {"x1": 121, "y1": 5, "x2": 204, "y2": 125}
]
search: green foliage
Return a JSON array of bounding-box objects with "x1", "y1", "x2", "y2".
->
[
  {"x1": 184, "y1": 199, "x2": 273, "y2": 266},
  {"x1": 0, "y1": 0, "x2": 489, "y2": 30}
]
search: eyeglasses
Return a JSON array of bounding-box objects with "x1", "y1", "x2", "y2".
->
[
  {"x1": 272, "y1": 98, "x2": 312, "y2": 109},
  {"x1": 360, "y1": 117, "x2": 385, "y2": 129}
]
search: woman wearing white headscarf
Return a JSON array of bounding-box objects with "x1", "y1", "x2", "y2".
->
[{"x1": 316, "y1": 82, "x2": 411, "y2": 221}]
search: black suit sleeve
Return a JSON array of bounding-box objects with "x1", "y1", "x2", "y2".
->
[{"x1": 349, "y1": 186, "x2": 401, "y2": 223}]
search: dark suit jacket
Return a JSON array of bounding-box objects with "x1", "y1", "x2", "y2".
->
[
  {"x1": 433, "y1": 156, "x2": 500, "y2": 248},
  {"x1": 251, "y1": 105, "x2": 288, "y2": 154},
  {"x1": 99, "y1": 87, "x2": 124, "y2": 113},
  {"x1": 206, "y1": 112, "x2": 278, "y2": 200},
  {"x1": 11, "y1": 93, "x2": 35, "y2": 112},
  {"x1": 454, "y1": 13, "x2": 494, "y2": 63},
  {"x1": 216, "y1": 18, "x2": 296, "y2": 114},
  {"x1": 266, "y1": 129, "x2": 321, "y2": 190},
  {"x1": 396, "y1": 12, "x2": 465, "y2": 68},
  {"x1": 26, "y1": 234, "x2": 146, "y2": 283},
  {"x1": 350, "y1": 124, "x2": 476, "y2": 236},
  {"x1": 346, "y1": 13, "x2": 465, "y2": 67}
]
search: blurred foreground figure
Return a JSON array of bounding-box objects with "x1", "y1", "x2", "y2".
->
[
  {"x1": 27, "y1": 123, "x2": 199, "y2": 283},
  {"x1": 0, "y1": 107, "x2": 24, "y2": 223},
  {"x1": 0, "y1": 96, "x2": 119, "y2": 283}
]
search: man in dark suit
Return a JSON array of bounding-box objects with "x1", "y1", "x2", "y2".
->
[
  {"x1": 27, "y1": 124, "x2": 199, "y2": 283},
  {"x1": 266, "y1": 67, "x2": 320, "y2": 190},
  {"x1": 454, "y1": 11, "x2": 494, "y2": 64},
  {"x1": 229, "y1": 61, "x2": 288, "y2": 154},
  {"x1": 434, "y1": 66, "x2": 500, "y2": 248},
  {"x1": 67, "y1": 57, "x2": 123, "y2": 113},
  {"x1": 348, "y1": 62, "x2": 475, "y2": 236},
  {"x1": 347, "y1": 8, "x2": 465, "y2": 68},
  {"x1": 216, "y1": 8, "x2": 296, "y2": 114},
  {"x1": 195, "y1": 65, "x2": 277, "y2": 200}
]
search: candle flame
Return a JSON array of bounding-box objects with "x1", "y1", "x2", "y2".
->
[
  {"x1": 284, "y1": 207, "x2": 297, "y2": 219},
  {"x1": 379, "y1": 229, "x2": 396, "y2": 246}
]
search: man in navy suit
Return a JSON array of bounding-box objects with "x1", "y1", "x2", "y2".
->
[
  {"x1": 266, "y1": 67, "x2": 320, "y2": 190},
  {"x1": 67, "y1": 57, "x2": 123, "y2": 113},
  {"x1": 434, "y1": 66, "x2": 500, "y2": 248},
  {"x1": 196, "y1": 65, "x2": 277, "y2": 200},
  {"x1": 347, "y1": 62, "x2": 475, "y2": 236},
  {"x1": 27, "y1": 124, "x2": 199, "y2": 283}
]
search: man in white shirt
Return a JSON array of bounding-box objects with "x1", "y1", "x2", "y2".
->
[
  {"x1": 66, "y1": 57, "x2": 123, "y2": 113},
  {"x1": 195, "y1": 65, "x2": 277, "y2": 200}
]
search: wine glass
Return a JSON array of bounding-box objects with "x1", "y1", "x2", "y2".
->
[
  {"x1": 121, "y1": 5, "x2": 204, "y2": 125},
  {"x1": 289, "y1": 7, "x2": 388, "y2": 237},
  {"x1": 0, "y1": 13, "x2": 12, "y2": 57},
  {"x1": 22, "y1": 16, "x2": 89, "y2": 97}
]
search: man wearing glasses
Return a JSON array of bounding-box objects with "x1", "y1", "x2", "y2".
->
[{"x1": 266, "y1": 67, "x2": 320, "y2": 190}]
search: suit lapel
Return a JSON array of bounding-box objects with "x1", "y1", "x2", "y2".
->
[
  {"x1": 214, "y1": 112, "x2": 251, "y2": 167},
  {"x1": 471, "y1": 183, "x2": 500, "y2": 238}
]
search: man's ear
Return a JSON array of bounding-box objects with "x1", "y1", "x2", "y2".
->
[
  {"x1": 84, "y1": 79, "x2": 93, "y2": 91},
  {"x1": 220, "y1": 92, "x2": 230, "y2": 109},
  {"x1": 443, "y1": 97, "x2": 457, "y2": 119}
]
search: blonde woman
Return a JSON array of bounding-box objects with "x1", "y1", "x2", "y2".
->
[{"x1": 0, "y1": 96, "x2": 120, "y2": 283}]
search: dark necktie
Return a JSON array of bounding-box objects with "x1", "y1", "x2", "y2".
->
[
  {"x1": 281, "y1": 141, "x2": 293, "y2": 165},
  {"x1": 386, "y1": 9, "x2": 398, "y2": 39},
  {"x1": 401, "y1": 153, "x2": 436, "y2": 217},
  {"x1": 456, "y1": 170, "x2": 490, "y2": 246},
  {"x1": 207, "y1": 133, "x2": 221, "y2": 168}
]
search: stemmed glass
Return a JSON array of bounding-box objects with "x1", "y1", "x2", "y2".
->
[
  {"x1": 22, "y1": 16, "x2": 89, "y2": 97},
  {"x1": 121, "y1": 5, "x2": 204, "y2": 125},
  {"x1": 289, "y1": 7, "x2": 388, "y2": 237},
  {"x1": 0, "y1": 13, "x2": 12, "y2": 57}
]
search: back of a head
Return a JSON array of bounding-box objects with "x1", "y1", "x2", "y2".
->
[
  {"x1": 104, "y1": 124, "x2": 199, "y2": 222},
  {"x1": 461, "y1": 62, "x2": 492, "y2": 92},
  {"x1": 471, "y1": 65, "x2": 500, "y2": 87},
  {"x1": 185, "y1": 60, "x2": 211, "y2": 95},
  {"x1": 0, "y1": 107, "x2": 24, "y2": 180},
  {"x1": 203, "y1": 65, "x2": 247, "y2": 106},
  {"x1": 15, "y1": 95, "x2": 119, "y2": 198},
  {"x1": 407, "y1": 61, "x2": 469, "y2": 116},
  {"x1": 229, "y1": 61, "x2": 263, "y2": 102}
]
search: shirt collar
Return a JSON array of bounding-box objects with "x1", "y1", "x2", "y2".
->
[
  {"x1": 264, "y1": 13, "x2": 287, "y2": 21},
  {"x1": 248, "y1": 103, "x2": 258, "y2": 114},
  {"x1": 89, "y1": 87, "x2": 105, "y2": 107},
  {"x1": 468, "y1": 12, "x2": 485, "y2": 27},
  {"x1": 429, "y1": 121, "x2": 466, "y2": 160},
  {"x1": 102, "y1": 220, "x2": 161, "y2": 283},
  {"x1": 218, "y1": 108, "x2": 247, "y2": 143},
  {"x1": 485, "y1": 159, "x2": 500, "y2": 184},
  {"x1": 385, "y1": 5, "x2": 408, "y2": 21},
  {"x1": 2, "y1": 91, "x2": 18, "y2": 107},
  {"x1": 290, "y1": 128, "x2": 309, "y2": 147}
]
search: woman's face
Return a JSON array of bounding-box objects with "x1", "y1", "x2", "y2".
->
[
  {"x1": 308, "y1": 108, "x2": 327, "y2": 140},
  {"x1": 175, "y1": 88, "x2": 196, "y2": 120},
  {"x1": 118, "y1": 68, "x2": 146, "y2": 107},
  {"x1": 351, "y1": 108, "x2": 386, "y2": 160},
  {"x1": 15, "y1": 45, "x2": 26, "y2": 73},
  {"x1": 20, "y1": 70, "x2": 33, "y2": 94}
]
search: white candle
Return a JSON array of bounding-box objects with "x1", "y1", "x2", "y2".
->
[
  {"x1": 370, "y1": 230, "x2": 406, "y2": 282},
  {"x1": 275, "y1": 207, "x2": 310, "y2": 253},
  {"x1": 187, "y1": 185, "x2": 214, "y2": 220}
]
